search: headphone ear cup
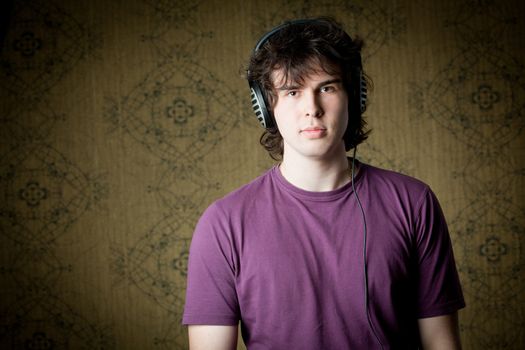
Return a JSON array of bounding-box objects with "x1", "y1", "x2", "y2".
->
[
  {"x1": 359, "y1": 70, "x2": 367, "y2": 113},
  {"x1": 250, "y1": 81, "x2": 275, "y2": 129}
]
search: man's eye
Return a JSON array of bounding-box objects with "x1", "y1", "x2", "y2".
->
[
  {"x1": 321, "y1": 86, "x2": 334, "y2": 92},
  {"x1": 287, "y1": 91, "x2": 298, "y2": 96}
]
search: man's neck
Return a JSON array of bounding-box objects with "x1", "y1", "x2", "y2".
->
[{"x1": 278, "y1": 151, "x2": 352, "y2": 192}]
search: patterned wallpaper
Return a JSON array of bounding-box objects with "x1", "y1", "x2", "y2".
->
[{"x1": 0, "y1": 0, "x2": 523, "y2": 349}]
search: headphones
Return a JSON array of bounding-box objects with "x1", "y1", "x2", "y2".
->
[{"x1": 248, "y1": 19, "x2": 367, "y2": 130}]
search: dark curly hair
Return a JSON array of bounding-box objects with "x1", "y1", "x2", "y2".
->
[{"x1": 246, "y1": 17, "x2": 371, "y2": 160}]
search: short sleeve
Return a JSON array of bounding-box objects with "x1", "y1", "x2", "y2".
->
[
  {"x1": 182, "y1": 203, "x2": 240, "y2": 325},
  {"x1": 414, "y1": 188, "x2": 466, "y2": 318}
]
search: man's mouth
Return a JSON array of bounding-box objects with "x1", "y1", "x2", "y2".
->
[
  {"x1": 301, "y1": 127, "x2": 327, "y2": 137},
  {"x1": 301, "y1": 127, "x2": 326, "y2": 132}
]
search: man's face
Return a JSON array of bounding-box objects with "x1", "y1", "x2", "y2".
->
[{"x1": 271, "y1": 63, "x2": 349, "y2": 162}]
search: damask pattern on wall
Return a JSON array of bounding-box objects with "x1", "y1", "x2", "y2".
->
[{"x1": 0, "y1": 0, "x2": 523, "y2": 349}]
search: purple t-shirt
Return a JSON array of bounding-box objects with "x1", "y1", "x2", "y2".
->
[{"x1": 183, "y1": 162, "x2": 465, "y2": 349}]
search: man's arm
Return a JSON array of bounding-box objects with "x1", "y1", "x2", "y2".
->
[
  {"x1": 188, "y1": 325, "x2": 238, "y2": 350},
  {"x1": 418, "y1": 312, "x2": 462, "y2": 350}
]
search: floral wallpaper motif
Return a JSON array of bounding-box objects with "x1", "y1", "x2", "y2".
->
[{"x1": 1, "y1": 0, "x2": 523, "y2": 349}]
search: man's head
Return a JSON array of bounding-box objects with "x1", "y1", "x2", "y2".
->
[{"x1": 247, "y1": 17, "x2": 369, "y2": 160}]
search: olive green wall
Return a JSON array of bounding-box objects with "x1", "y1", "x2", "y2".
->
[{"x1": 1, "y1": 0, "x2": 523, "y2": 349}]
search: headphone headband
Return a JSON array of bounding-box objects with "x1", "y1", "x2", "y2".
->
[{"x1": 253, "y1": 19, "x2": 320, "y2": 52}]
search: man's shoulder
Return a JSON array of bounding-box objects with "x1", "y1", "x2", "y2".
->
[
  {"x1": 362, "y1": 162, "x2": 431, "y2": 195},
  {"x1": 362, "y1": 163, "x2": 442, "y2": 222},
  {"x1": 210, "y1": 166, "x2": 275, "y2": 212}
]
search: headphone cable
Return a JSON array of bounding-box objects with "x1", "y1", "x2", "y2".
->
[{"x1": 351, "y1": 147, "x2": 385, "y2": 350}]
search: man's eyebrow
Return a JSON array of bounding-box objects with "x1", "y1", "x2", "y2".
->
[
  {"x1": 317, "y1": 78, "x2": 343, "y2": 87},
  {"x1": 276, "y1": 78, "x2": 343, "y2": 91},
  {"x1": 277, "y1": 83, "x2": 301, "y2": 91}
]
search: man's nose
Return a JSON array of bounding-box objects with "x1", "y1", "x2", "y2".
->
[{"x1": 303, "y1": 91, "x2": 324, "y2": 118}]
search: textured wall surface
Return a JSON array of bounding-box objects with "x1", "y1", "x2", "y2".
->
[{"x1": 0, "y1": 0, "x2": 524, "y2": 349}]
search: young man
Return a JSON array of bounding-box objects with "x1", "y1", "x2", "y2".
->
[{"x1": 183, "y1": 18, "x2": 465, "y2": 349}]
